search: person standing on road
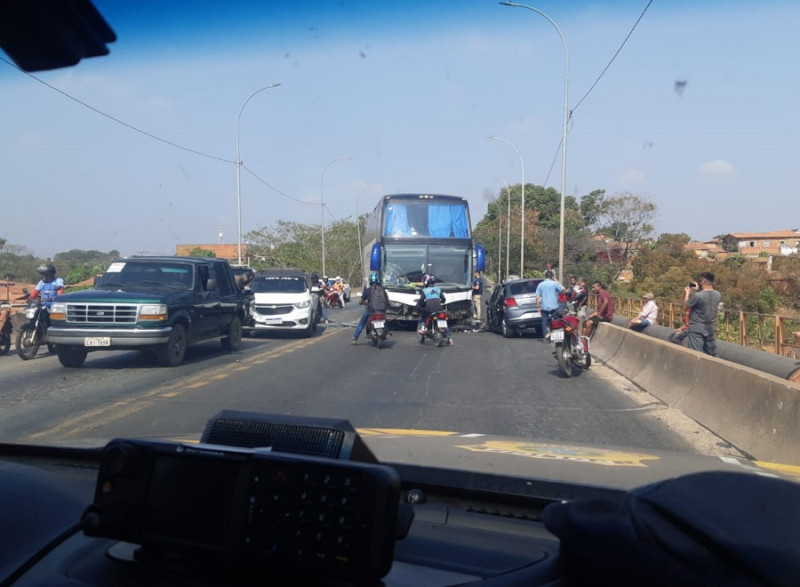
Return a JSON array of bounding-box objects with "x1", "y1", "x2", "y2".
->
[
  {"x1": 629, "y1": 292, "x2": 658, "y2": 332},
  {"x1": 685, "y1": 272, "x2": 722, "y2": 356},
  {"x1": 535, "y1": 270, "x2": 563, "y2": 342},
  {"x1": 472, "y1": 270, "x2": 485, "y2": 324},
  {"x1": 582, "y1": 281, "x2": 614, "y2": 338}
]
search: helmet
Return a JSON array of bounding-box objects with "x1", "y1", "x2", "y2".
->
[
  {"x1": 36, "y1": 264, "x2": 56, "y2": 279},
  {"x1": 369, "y1": 272, "x2": 379, "y2": 284},
  {"x1": 424, "y1": 274, "x2": 435, "y2": 287}
]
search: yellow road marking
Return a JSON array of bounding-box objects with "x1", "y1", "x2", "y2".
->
[{"x1": 23, "y1": 331, "x2": 335, "y2": 442}]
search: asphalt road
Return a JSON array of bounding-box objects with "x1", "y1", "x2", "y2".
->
[{"x1": 0, "y1": 305, "x2": 735, "y2": 456}]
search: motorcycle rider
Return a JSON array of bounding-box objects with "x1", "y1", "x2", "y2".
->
[
  {"x1": 29, "y1": 264, "x2": 64, "y2": 309},
  {"x1": 417, "y1": 274, "x2": 453, "y2": 345},
  {"x1": 352, "y1": 272, "x2": 387, "y2": 345}
]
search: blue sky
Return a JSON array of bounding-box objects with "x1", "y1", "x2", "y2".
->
[{"x1": 1, "y1": 0, "x2": 798, "y2": 258}]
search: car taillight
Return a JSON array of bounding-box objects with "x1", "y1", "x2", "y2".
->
[{"x1": 504, "y1": 297, "x2": 518, "y2": 308}]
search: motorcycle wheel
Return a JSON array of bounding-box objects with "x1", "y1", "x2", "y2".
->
[
  {"x1": 433, "y1": 329, "x2": 444, "y2": 347},
  {"x1": 573, "y1": 347, "x2": 591, "y2": 369},
  {"x1": 0, "y1": 328, "x2": 10, "y2": 356},
  {"x1": 16, "y1": 326, "x2": 41, "y2": 360},
  {"x1": 555, "y1": 343, "x2": 573, "y2": 377},
  {"x1": 417, "y1": 330, "x2": 425, "y2": 344}
]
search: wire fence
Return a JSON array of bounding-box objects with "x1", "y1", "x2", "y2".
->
[{"x1": 612, "y1": 296, "x2": 800, "y2": 359}]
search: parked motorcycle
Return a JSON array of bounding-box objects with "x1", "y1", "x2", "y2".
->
[
  {"x1": 16, "y1": 299, "x2": 54, "y2": 360},
  {"x1": 549, "y1": 309, "x2": 591, "y2": 377},
  {"x1": 365, "y1": 312, "x2": 390, "y2": 348},
  {"x1": 0, "y1": 305, "x2": 12, "y2": 356},
  {"x1": 417, "y1": 311, "x2": 451, "y2": 347}
]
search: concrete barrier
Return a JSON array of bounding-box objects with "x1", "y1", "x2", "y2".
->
[
  {"x1": 591, "y1": 322, "x2": 800, "y2": 466},
  {"x1": 609, "y1": 316, "x2": 800, "y2": 382}
]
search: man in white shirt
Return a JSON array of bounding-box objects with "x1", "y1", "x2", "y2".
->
[{"x1": 629, "y1": 292, "x2": 658, "y2": 332}]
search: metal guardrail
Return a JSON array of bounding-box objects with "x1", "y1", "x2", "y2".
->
[{"x1": 612, "y1": 295, "x2": 800, "y2": 359}]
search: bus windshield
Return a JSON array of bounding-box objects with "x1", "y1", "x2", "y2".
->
[{"x1": 382, "y1": 243, "x2": 471, "y2": 287}]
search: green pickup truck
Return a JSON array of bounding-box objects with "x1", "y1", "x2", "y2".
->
[{"x1": 48, "y1": 257, "x2": 247, "y2": 367}]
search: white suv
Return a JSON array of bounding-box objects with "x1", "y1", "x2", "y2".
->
[{"x1": 249, "y1": 269, "x2": 321, "y2": 337}]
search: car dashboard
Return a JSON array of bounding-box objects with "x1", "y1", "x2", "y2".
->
[{"x1": 0, "y1": 444, "x2": 587, "y2": 587}]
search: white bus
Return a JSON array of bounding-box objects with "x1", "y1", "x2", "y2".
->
[{"x1": 362, "y1": 193, "x2": 485, "y2": 325}]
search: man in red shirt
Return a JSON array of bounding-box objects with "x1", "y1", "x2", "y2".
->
[{"x1": 582, "y1": 281, "x2": 614, "y2": 338}]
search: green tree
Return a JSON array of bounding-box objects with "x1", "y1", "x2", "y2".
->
[
  {"x1": 591, "y1": 193, "x2": 656, "y2": 265},
  {"x1": 188, "y1": 247, "x2": 216, "y2": 257}
]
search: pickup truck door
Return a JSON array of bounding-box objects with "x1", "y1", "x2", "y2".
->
[
  {"x1": 211, "y1": 262, "x2": 241, "y2": 336},
  {"x1": 192, "y1": 264, "x2": 222, "y2": 339}
]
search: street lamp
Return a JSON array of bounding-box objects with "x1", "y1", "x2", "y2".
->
[
  {"x1": 495, "y1": 177, "x2": 512, "y2": 280},
  {"x1": 235, "y1": 82, "x2": 280, "y2": 266},
  {"x1": 320, "y1": 156, "x2": 352, "y2": 276},
  {"x1": 355, "y1": 185, "x2": 379, "y2": 279},
  {"x1": 487, "y1": 198, "x2": 503, "y2": 283},
  {"x1": 500, "y1": 1, "x2": 569, "y2": 283},
  {"x1": 488, "y1": 135, "x2": 525, "y2": 276}
]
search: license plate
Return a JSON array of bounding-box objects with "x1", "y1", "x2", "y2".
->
[
  {"x1": 84, "y1": 336, "x2": 111, "y2": 347},
  {"x1": 437, "y1": 319, "x2": 448, "y2": 329},
  {"x1": 263, "y1": 317, "x2": 282, "y2": 324},
  {"x1": 372, "y1": 320, "x2": 385, "y2": 329},
  {"x1": 550, "y1": 330, "x2": 564, "y2": 342}
]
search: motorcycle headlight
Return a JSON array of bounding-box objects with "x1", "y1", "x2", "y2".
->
[
  {"x1": 139, "y1": 304, "x2": 168, "y2": 321},
  {"x1": 25, "y1": 307, "x2": 37, "y2": 319}
]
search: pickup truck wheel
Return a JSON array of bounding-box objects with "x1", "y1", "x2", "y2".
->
[
  {"x1": 221, "y1": 316, "x2": 242, "y2": 351},
  {"x1": 156, "y1": 324, "x2": 187, "y2": 367},
  {"x1": 57, "y1": 346, "x2": 87, "y2": 368}
]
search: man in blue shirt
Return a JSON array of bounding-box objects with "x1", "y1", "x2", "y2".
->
[
  {"x1": 535, "y1": 270, "x2": 563, "y2": 342},
  {"x1": 30, "y1": 264, "x2": 64, "y2": 309}
]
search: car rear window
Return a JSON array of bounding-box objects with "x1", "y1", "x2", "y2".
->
[
  {"x1": 508, "y1": 280, "x2": 542, "y2": 296},
  {"x1": 252, "y1": 276, "x2": 306, "y2": 294}
]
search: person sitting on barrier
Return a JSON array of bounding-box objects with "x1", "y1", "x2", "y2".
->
[
  {"x1": 629, "y1": 292, "x2": 658, "y2": 332},
  {"x1": 582, "y1": 281, "x2": 614, "y2": 339}
]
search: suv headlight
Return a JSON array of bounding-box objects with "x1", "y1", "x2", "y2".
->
[
  {"x1": 49, "y1": 301, "x2": 66, "y2": 320},
  {"x1": 139, "y1": 304, "x2": 168, "y2": 321}
]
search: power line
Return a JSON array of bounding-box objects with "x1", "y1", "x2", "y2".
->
[
  {"x1": 541, "y1": 0, "x2": 654, "y2": 187},
  {"x1": 241, "y1": 164, "x2": 316, "y2": 206},
  {"x1": 1, "y1": 56, "x2": 234, "y2": 164},
  {"x1": 571, "y1": 0, "x2": 654, "y2": 114}
]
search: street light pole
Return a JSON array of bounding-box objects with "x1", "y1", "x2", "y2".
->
[
  {"x1": 355, "y1": 185, "x2": 378, "y2": 281},
  {"x1": 320, "y1": 156, "x2": 352, "y2": 277},
  {"x1": 496, "y1": 177, "x2": 512, "y2": 280},
  {"x1": 488, "y1": 135, "x2": 525, "y2": 276},
  {"x1": 488, "y1": 199, "x2": 503, "y2": 283},
  {"x1": 235, "y1": 83, "x2": 280, "y2": 267},
  {"x1": 500, "y1": 1, "x2": 569, "y2": 283}
]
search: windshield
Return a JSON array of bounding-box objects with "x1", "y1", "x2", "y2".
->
[
  {"x1": 95, "y1": 261, "x2": 193, "y2": 290},
  {"x1": 252, "y1": 276, "x2": 307, "y2": 294},
  {"x1": 1, "y1": 0, "x2": 799, "y2": 495},
  {"x1": 383, "y1": 243, "x2": 471, "y2": 287}
]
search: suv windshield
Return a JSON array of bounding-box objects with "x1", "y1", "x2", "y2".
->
[
  {"x1": 252, "y1": 276, "x2": 307, "y2": 294},
  {"x1": 95, "y1": 261, "x2": 193, "y2": 289}
]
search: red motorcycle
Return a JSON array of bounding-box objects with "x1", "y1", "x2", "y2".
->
[
  {"x1": 549, "y1": 311, "x2": 591, "y2": 377},
  {"x1": 417, "y1": 311, "x2": 450, "y2": 347},
  {"x1": 324, "y1": 289, "x2": 343, "y2": 309},
  {"x1": 365, "y1": 313, "x2": 389, "y2": 348}
]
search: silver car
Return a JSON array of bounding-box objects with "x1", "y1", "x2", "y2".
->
[{"x1": 486, "y1": 278, "x2": 544, "y2": 338}]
